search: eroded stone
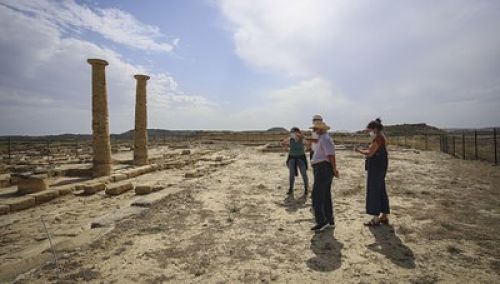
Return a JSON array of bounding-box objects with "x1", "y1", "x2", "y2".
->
[
  {"x1": 105, "y1": 182, "x2": 134, "y2": 195},
  {"x1": 28, "y1": 190, "x2": 59, "y2": 205}
]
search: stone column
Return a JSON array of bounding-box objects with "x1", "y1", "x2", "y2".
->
[
  {"x1": 133, "y1": 74, "x2": 150, "y2": 166},
  {"x1": 87, "y1": 59, "x2": 112, "y2": 176}
]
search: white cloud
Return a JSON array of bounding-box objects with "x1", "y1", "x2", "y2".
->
[
  {"x1": 0, "y1": 4, "x2": 216, "y2": 135},
  {"x1": 217, "y1": 0, "x2": 500, "y2": 128},
  {"x1": 1, "y1": 0, "x2": 178, "y2": 53},
  {"x1": 229, "y1": 77, "x2": 374, "y2": 131}
]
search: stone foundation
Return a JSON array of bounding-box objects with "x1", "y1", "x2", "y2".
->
[
  {"x1": 105, "y1": 182, "x2": 134, "y2": 195},
  {"x1": 16, "y1": 174, "x2": 48, "y2": 194}
]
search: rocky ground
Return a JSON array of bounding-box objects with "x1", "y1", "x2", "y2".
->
[{"x1": 3, "y1": 144, "x2": 500, "y2": 283}]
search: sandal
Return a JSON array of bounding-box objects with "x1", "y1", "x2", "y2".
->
[{"x1": 364, "y1": 218, "x2": 381, "y2": 226}]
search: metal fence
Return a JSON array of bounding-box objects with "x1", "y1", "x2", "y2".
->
[{"x1": 389, "y1": 128, "x2": 498, "y2": 165}]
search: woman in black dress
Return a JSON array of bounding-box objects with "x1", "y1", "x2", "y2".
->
[{"x1": 356, "y1": 118, "x2": 390, "y2": 226}]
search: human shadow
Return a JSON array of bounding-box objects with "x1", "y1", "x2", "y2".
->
[
  {"x1": 280, "y1": 193, "x2": 308, "y2": 213},
  {"x1": 367, "y1": 225, "x2": 416, "y2": 269},
  {"x1": 306, "y1": 230, "x2": 344, "y2": 272}
]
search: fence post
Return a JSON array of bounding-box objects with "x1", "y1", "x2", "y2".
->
[
  {"x1": 462, "y1": 131, "x2": 466, "y2": 160},
  {"x1": 443, "y1": 134, "x2": 449, "y2": 154},
  {"x1": 474, "y1": 130, "x2": 478, "y2": 160},
  {"x1": 439, "y1": 135, "x2": 443, "y2": 152},
  {"x1": 494, "y1": 128, "x2": 498, "y2": 165},
  {"x1": 452, "y1": 136, "x2": 456, "y2": 157},
  {"x1": 8, "y1": 136, "x2": 12, "y2": 165},
  {"x1": 47, "y1": 139, "x2": 51, "y2": 164},
  {"x1": 75, "y1": 139, "x2": 79, "y2": 159}
]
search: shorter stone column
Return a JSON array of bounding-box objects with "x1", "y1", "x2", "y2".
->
[{"x1": 133, "y1": 74, "x2": 150, "y2": 166}]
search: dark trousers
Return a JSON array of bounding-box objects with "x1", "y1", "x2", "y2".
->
[{"x1": 312, "y1": 161, "x2": 334, "y2": 225}]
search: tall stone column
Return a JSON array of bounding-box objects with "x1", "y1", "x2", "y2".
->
[
  {"x1": 87, "y1": 59, "x2": 112, "y2": 176},
  {"x1": 133, "y1": 74, "x2": 150, "y2": 166}
]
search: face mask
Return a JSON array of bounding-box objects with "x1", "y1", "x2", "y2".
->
[
  {"x1": 369, "y1": 131, "x2": 375, "y2": 138},
  {"x1": 290, "y1": 133, "x2": 297, "y2": 140}
]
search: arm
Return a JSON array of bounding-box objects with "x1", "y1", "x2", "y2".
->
[
  {"x1": 357, "y1": 141, "x2": 380, "y2": 158},
  {"x1": 280, "y1": 137, "x2": 290, "y2": 150},
  {"x1": 328, "y1": 154, "x2": 339, "y2": 178},
  {"x1": 322, "y1": 136, "x2": 339, "y2": 177}
]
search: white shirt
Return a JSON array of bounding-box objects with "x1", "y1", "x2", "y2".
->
[{"x1": 311, "y1": 133, "x2": 335, "y2": 164}]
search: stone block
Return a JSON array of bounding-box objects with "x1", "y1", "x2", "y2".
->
[
  {"x1": 64, "y1": 168, "x2": 93, "y2": 177},
  {"x1": 0, "y1": 174, "x2": 10, "y2": 188},
  {"x1": 16, "y1": 174, "x2": 48, "y2": 194},
  {"x1": 152, "y1": 185, "x2": 164, "y2": 192},
  {"x1": 28, "y1": 190, "x2": 59, "y2": 205},
  {"x1": 105, "y1": 182, "x2": 134, "y2": 195},
  {"x1": 57, "y1": 185, "x2": 74, "y2": 196},
  {"x1": 74, "y1": 184, "x2": 86, "y2": 191},
  {"x1": 135, "y1": 185, "x2": 152, "y2": 195},
  {"x1": 111, "y1": 173, "x2": 128, "y2": 182},
  {"x1": 83, "y1": 183, "x2": 106, "y2": 195},
  {"x1": 0, "y1": 204, "x2": 9, "y2": 215},
  {"x1": 94, "y1": 176, "x2": 112, "y2": 184},
  {"x1": 1, "y1": 196, "x2": 35, "y2": 211},
  {"x1": 185, "y1": 171, "x2": 203, "y2": 178}
]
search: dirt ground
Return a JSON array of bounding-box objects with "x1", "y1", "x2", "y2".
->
[{"x1": 3, "y1": 144, "x2": 500, "y2": 283}]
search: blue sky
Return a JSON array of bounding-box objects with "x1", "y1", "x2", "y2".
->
[{"x1": 0, "y1": 0, "x2": 499, "y2": 135}]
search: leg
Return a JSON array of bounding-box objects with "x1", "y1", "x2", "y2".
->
[
  {"x1": 380, "y1": 177, "x2": 390, "y2": 214},
  {"x1": 325, "y1": 178, "x2": 334, "y2": 225},
  {"x1": 288, "y1": 158, "x2": 296, "y2": 193},
  {"x1": 366, "y1": 169, "x2": 382, "y2": 216},
  {"x1": 311, "y1": 166, "x2": 326, "y2": 225},
  {"x1": 297, "y1": 159, "x2": 309, "y2": 192}
]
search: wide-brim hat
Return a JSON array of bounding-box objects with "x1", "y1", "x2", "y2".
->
[
  {"x1": 312, "y1": 114, "x2": 323, "y2": 121},
  {"x1": 309, "y1": 121, "x2": 330, "y2": 131}
]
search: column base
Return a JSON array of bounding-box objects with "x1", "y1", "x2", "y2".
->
[{"x1": 93, "y1": 164, "x2": 112, "y2": 177}]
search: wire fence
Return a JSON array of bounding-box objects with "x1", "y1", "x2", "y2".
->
[{"x1": 388, "y1": 129, "x2": 498, "y2": 165}]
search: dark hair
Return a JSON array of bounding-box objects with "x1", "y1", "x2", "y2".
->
[
  {"x1": 367, "y1": 118, "x2": 383, "y2": 131},
  {"x1": 290, "y1": 127, "x2": 300, "y2": 133}
]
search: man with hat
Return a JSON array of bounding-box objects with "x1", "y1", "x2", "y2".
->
[
  {"x1": 306, "y1": 114, "x2": 323, "y2": 160},
  {"x1": 310, "y1": 121, "x2": 339, "y2": 232}
]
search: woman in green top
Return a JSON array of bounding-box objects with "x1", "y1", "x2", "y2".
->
[{"x1": 281, "y1": 127, "x2": 309, "y2": 195}]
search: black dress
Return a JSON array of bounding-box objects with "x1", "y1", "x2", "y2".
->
[{"x1": 365, "y1": 137, "x2": 390, "y2": 216}]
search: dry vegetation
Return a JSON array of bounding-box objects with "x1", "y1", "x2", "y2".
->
[{"x1": 1, "y1": 144, "x2": 499, "y2": 283}]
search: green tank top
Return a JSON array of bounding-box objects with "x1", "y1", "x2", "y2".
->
[{"x1": 289, "y1": 138, "x2": 305, "y2": 157}]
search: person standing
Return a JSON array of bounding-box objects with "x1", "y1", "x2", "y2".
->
[
  {"x1": 281, "y1": 127, "x2": 309, "y2": 195},
  {"x1": 310, "y1": 121, "x2": 339, "y2": 232},
  {"x1": 356, "y1": 118, "x2": 390, "y2": 226}
]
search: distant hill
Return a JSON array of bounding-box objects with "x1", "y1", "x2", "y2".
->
[
  {"x1": 116, "y1": 129, "x2": 201, "y2": 139},
  {"x1": 357, "y1": 123, "x2": 445, "y2": 136},
  {"x1": 266, "y1": 127, "x2": 288, "y2": 134}
]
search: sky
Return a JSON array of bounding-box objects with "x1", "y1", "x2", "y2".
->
[{"x1": 0, "y1": 0, "x2": 499, "y2": 135}]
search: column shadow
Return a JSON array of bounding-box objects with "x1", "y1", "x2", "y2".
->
[
  {"x1": 367, "y1": 225, "x2": 416, "y2": 269},
  {"x1": 306, "y1": 230, "x2": 343, "y2": 272}
]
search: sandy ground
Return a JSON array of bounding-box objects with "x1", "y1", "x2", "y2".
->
[{"x1": 3, "y1": 144, "x2": 500, "y2": 283}]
